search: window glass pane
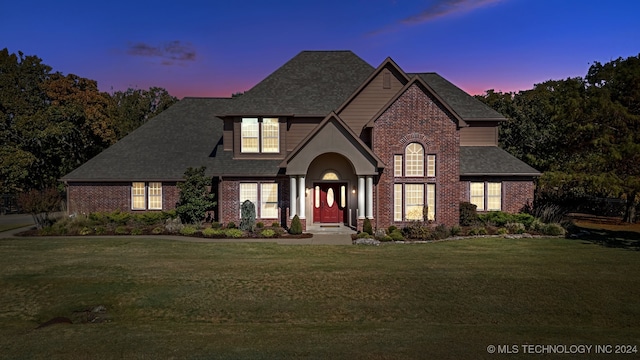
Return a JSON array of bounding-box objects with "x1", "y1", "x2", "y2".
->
[
  {"x1": 427, "y1": 155, "x2": 436, "y2": 177},
  {"x1": 426, "y1": 184, "x2": 435, "y2": 221},
  {"x1": 405, "y1": 143, "x2": 424, "y2": 177},
  {"x1": 405, "y1": 184, "x2": 424, "y2": 220},
  {"x1": 148, "y1": 182, "x2": 162, "y2": 210},
  {"x1": 261, "y1": 183, "x2": 278, "y2": 218},
  {"x1": 241, "y1": 118, "x2": 259, "y2": 153},
  {"x1": 132, "y1": 182, "x2": 146, "y2": 209},
  {"x1": 340, "y1": 186, "x2": 346, "y2": 208},
  {"x1": 470, "y1": 182, "x2": 485, "y2": 211},
  {"x1": 487, "y1": 182, "x2": 502, "y2": 211},
  {"x1": 315, "y1": 186, "x2": 320, "y2": 208},
  {"x1": 322, "y1": 171, "x2": 339, "y2": 180},
  {"x1": 261, "y1": 118, "x2": 279, "y2": 153},
  {"x1": 394, "y1": 184, "x2": 402, "y2": 221},
  {"x1": 394, "y1": 155, "x2": 402, "y2": 177},
  {"x1": 239, "y1": 183, "x2": 258, "y2": 216}
]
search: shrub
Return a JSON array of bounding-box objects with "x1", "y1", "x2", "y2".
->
[
  {"x1": 176, "y1": 166, "x2": 217, "y2": 224},
  {"x1": 542, "y1": 223, "x2": 565, "y2": 236},
  {"x1": 17, "y1": 187, "x2": 62, "y2": 229},
  {"x1": 239, "y1": 200, "x2": 256, "y2": 231},
  {"x1": 260, "y1": 229, "x2": 276, "y2": 238},
  {"x1": 403, "y1": 222, "x2": 432, "y2": 240},
  {"x1": 289, "y1": 215, "x2": 302, "y2": 235},
  {"x1": 387, "y1": 225, "x2": 398, "y2": 233},
  {"x1": 135, "y1": 212, "x2": 170, "y2": 226},
  {"x1": 180, "y1": 225, "x2": 197, "y2": 236},
  {"x1": 450, "y1": 225, "x2": 462, "y2": 236},
  {"x1": 505, "y1": 222, "x2": 526, "y2": 234},
  {"x1": 210, "y1": 222, "x2": 222, "y2": 229},
  {"x1": 514, "y1": 213, "x2": 536, "y2": 229},
  {"x1": 226, "y1": 222, "x2": 236, "y2": 229},
  {"x1": 468, "y1": 227, "x2": 487, "y2": 236},
  {"x1": 271, "y1": 222, "x2": 280, "y2": 228},
  {"x1": 379, "y1": 235, "x2": 393, "y2": 242},
  {"x1": 224, "y1": 228, "x2": 244, "y2": 238},
  {"x1": 389, "y1": 230, "x2": 405, "y2": 241},
  {"x1": 79, "y1": 227, "x2": 93, "y2": 236},
  {"x1": 107, "y1": 210, "x2": 131, "y2": 225},
  {"x1": 131, "y1": 228, "x2": 143, "y2": 235},
  {"x1": 95, "y1": 226, "x2": 106, "y2": 235},
  {"x1": 529, "y1": 218, "x2": 545, "y2": 233},
  {"x1": 459, "y1": 202, "x2": 478, "y2": 226},
  {"x1": 115, "y1": 226, "x2": 129, "y2": 235},
  {"x1": 256, "y1": 222, "x2": 264, "y2": 228},
  {"x1": 357, "y1": 232, "x2": 372, "y2": 239},
  {"x1": 433, "y1": 224, "x2": 450, "y2": 240},
  {"x1": 152, "y1": 227, "x2": 164, "y2": 235},
  {"x1": 363, "y1": 218, "x2": 373, "y2": 235},
  {"x1": 202, "y1": 228, "x2": 224, "y2": 237},
  {"x1": 497, "y1": 227, "x2": 509, "y2": 235}
]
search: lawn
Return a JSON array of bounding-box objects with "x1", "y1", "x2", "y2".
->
[{"x1": 0, "y1": 237, "x2": 639, "y2": 359}]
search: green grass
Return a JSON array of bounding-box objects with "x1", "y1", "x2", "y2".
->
[{"x1": 0, "y1": 237, "x2": 639, "y2": 359}]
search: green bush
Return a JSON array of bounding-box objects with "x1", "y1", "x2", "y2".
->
[
  {"x1": 180, "y1": 225, "x2": 197, "y2": 236},
  {"x1": 260, "y1": 229, "x2": 276, "y2": 238},
  {"x1": 135, "y1": 212, "x2": 170, "y2": 226},
  {"x1": 450, "y1": 225, "x2": 462, "y2": 236},
  {"x1": 363, "y1": 218, "x2": 373, "y2": 235},
  {"x1": 115, "y1": 226, "x2": 129, "y2": 235},
  {"x1": 239, "y1": 200, "x2": 256, "y2": 231},
  {"x1": 202, "y1": 228, "x2": 225, "y2": 237},
  {"x1": 131, "y1": 228, "x2": 143, "y2": 235},
  {"x1": 433, "y1": 224, "x2": 450, "y2": 240},
  {"x1": 468, "y1": 227, "x2": 487, "y2": 236},
  {"x1": 389, "y1": 230, "x2": 405, "y2": 241},
  {"x1": 459, "y1": 202, "x2": 478, "y2": 226},
  {"x1": 289, "y1": 215, "x2": 302, "y2": 235},
  {"x1": 95, "y1": 226, "x2": 106, "y2": 235},
  {"x1": 272, "y1": 222, "x2": 280, "y2": 228},
  {"x1": 479, "y1": 211, "x2": 535, "y2": 228},
  {"x1": 505, "y1": 222, "x2": 526, "y2": 234},
  {"x1": 403, "y1": 222, "x2": 432, "y2": 240},
  {"x1": 496, "y1": 227, "x2": 508, "y2": 235},
  {"x1": 529, "y1": 218, "x2": 545, "y2": 233},
  {"x1": 542, "y1": 223, "x2": 565, "y2": 236},
  {"x1": 176, "y1": 167, "x2": 217, "y2": 224},
  {"x1": 357, "y1": 232, "x2": 372, "y2": 239},
  {"x1": 380, "y1": 235, "x2": 393, "y2": 242},
  {"x1": 79, "y1": 227, "x2": 93, "y2": 236},
  {"x1": 108, "y1": 210, "x2": 131, "y2": 225},
  {"x1": 210, "y1": 222, "x2": 222, "y2": 229},
  {"x1": 387, "y1": 225, "x2": 398, "y2": 233},
  {"x1": 152, "y1": 227, "x2": 164, "y2": 235},
  {"x1": 224, "y1": 228, "x2": 244, "y2": 238},
  {"x1": 226, "y1": 222, "x2": 236, "y2": 229},
  {"x1": 256, "y1": 222, "x2": 264, "y2": 228}
]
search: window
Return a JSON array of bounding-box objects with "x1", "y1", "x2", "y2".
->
[
  {"x1": 405, "y1": 143, "x2": 424, "y2": 177},
  {"x1": 470, "y1": 182, "x2": 502, "y2": 211},
  {"x1": 261, "y1": 183, "x2": 278, "y2": 218},
  {"x1": 241, "y1": 118, "x2": 259, "y2": 152},
  {"x1": 241, "y1": 117, "x2": 279, "y2": 153},
  {"x1": 427, "y1": 155, "x2": 436, "y2": 177},
  {"x1": 132, "y1": 182, "x2": 163, "y2": 210},
  {"x1": 394, "y1": 155, "x2": 402, "y2": 177},
  {"x1": 132, "y1": 182, "x2": 146, "y2": 210},
  {"x1": 239, "y1": 182, "x2": 279, "y2": 218},
  {"x1": 261, "y1": 118, "x2": 279, "y2": 153},
  {"x1": 148, "y1": 182, "x2": 163, "y2": 210},
  {"x1": 393, "y1": 183, "x2": 435, "y2": 221}
]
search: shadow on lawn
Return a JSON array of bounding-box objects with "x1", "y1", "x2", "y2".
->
[{"x1": 569, "y1": 225, "x2": 640, "y2": 251}]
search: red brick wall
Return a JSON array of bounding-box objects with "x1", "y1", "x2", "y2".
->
[
  {"x1": 459, "y1": 179, "x2": 535, "y2": 214},
  {"x1": 218, "y1": 177, "x2": 292, "y2": 228},
  {"x1": 67, "y1": 182, "x2": 179, "y2": 214},
  {"x1": 373, "y1": 84, "x2": 460, "y2": 228}
]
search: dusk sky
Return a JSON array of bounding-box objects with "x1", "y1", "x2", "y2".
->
[{"x1": 3, "y1": 0, "x2": 639, "y2": 99}]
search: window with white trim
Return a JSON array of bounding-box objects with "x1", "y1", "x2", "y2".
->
[
  {"x1": 470, "y1": 182, "x2": 502, "y2": 211},
  {"x1": 394, "y1": 155, "x2": 403, "y2": 177},
  {"x1": 405, "y1": 143, "x2": 424, "y2": 177},
  {"x1": 239, "y1": 182, "x2": 279, "y2": 218},
  {"x1": 393, "y1": 183, "x2": 435, "y2": 221},
  {"x1": 131, "y1": 182, "x2": 163, "y2": 210},
  {"x1": 241, "y1": 117, "x2": 279, "y2": 153},
  {"x1": 427, "y1": 155, "x2": 436, "y2": 177}
]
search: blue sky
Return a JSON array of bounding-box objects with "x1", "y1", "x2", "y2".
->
[{"x1": 2, "y1": 0, "x2": 639, "y2": 98}]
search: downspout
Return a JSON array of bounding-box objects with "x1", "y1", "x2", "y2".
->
[{"x1": 217, "y1": 176, "x2": 223, "y2": 223}]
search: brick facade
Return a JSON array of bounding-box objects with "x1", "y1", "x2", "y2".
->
[
  {"x1": 67, "y1": 182, "x2": 179, "y2": 214},
  {"x1": 218, "y1": 177, "x2": 291, "y2": 227},
  {"x1": 459, "y1": 179, "x2": 535, "y2": 214},
  {"x1": 373, "y1": 84, "x2": 460, "y2": 228}
]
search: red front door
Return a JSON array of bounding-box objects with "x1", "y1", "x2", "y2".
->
[{"x1": 313, "y1": 183, "x2": 344, "y2": 223}]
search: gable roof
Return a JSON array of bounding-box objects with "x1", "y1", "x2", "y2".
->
[
  {"x1": 410, "y1": 73, "x2": 505, "y2": 121},
  {"x1": 223, "y1": 51, "x2": 374, "y2": 117},
  {"x1": 61, "y1": 98, "x2": 282, "y2": 182},
  {"x1": 460, "y1": 146, "x2": 540, "y2": 176}
]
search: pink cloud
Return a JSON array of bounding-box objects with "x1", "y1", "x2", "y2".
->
[{"x1": 126, "y1": 40, "x2": 196, "y2": 66}]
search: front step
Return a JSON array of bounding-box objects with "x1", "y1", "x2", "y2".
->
[{"x1": 306, "y1": 223, "x2": 356, "y2": 235}]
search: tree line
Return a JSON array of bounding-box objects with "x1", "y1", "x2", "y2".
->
[
  {"x1": 476, "y1": 54, "x2": 640, "y2": 222},
  {"x1": 0, "y1": 48, "x2": 178, "y2": 194}
]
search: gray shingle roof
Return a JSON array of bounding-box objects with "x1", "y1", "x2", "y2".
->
[
  {"x1": 411, "y1": 73, "x2": 505, "y2": 121},
  {"x1": 225, "y1": 51, "x2": 374, "y2": 116},
  {"x1": 61, "y1": 98, "x2": 282, "y2": 181},
  {"x1": 460, "y1": 146, "x2": 540, "y2": 176}
]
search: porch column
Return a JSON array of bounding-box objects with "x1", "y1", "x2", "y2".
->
[
  {"x1": 298, "y1": 175, "x2": 306, "y2": 219},
  {"x1": 289, "y1": 176, "x2": 297, "y2": 218},
  {"x1": 357, "y1": 176, "x2": 365, "y2": 219},
  {"x1": 366, "y1": 176, "x2": 374, "y2": 219}
]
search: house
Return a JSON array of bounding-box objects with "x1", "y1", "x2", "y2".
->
[{"x1": 61, "y1": 51, "x2": 540, "y2": 231}]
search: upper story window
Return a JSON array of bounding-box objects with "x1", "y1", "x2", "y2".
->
[
  {"x1": 405, "y1": 143, "x2": 424, "y2": 177},
  {"x1": 241, "y1": 117, "x2": 279, "y2": 153}
]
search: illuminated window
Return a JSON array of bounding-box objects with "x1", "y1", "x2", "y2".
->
[
  {"x1": 470, "y1": 182, "x2": 485, "y2": 211},
  {"x1": 405, "y1": 143, "x2": 424, "y2": 177},
  {"x1": 322, "y1": 170, "x2": 339, "y2": 180},
  {"x1": 394, "y1": 184, "x2": 402, "y2": 221},
  {"x1": 132, "y1": 182, "x2": 146, "y2": 210},
  {"x1": 405, "y1": 184, "x2": 424, "y2": 221},
  {"x1": 241, "y1": 117, "x2": 280, "y2": 153},
  {"x1": 394, "y1": 155, "x2": 403, "y2": 177},
  {"x1": 427, "y1": 155, "x2": 436, "y2": 177},
  {"x1": 426, "y1": 184, "x2": 435, "y2": 221},
  {"x1": 261, "y1": 183, "x2": 278, "y2": 218},
  {"x1": 487, "y1": 182, "x2": 502, "y2": 211},
  {"x1": 148, "y1": 182, "x2": 162, "y2": 210},
  {"x1": 241, "y1": 118, "x2": 259, "y2": 152},
  {"x1": 261, "y1": 118, "x2": 279, "y2": 153},
  {"x1": 132, "y1": 182, "x2": 163, "y2": 210}
]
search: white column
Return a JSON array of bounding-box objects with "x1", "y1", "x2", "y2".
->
[
  {"x1": 366, "y1": 176, "x2": 374, "y2": 219},
  {"x1": 298, "y1": 175, "x2": 306, "y2": 219},
  {"x1": 357, "y1": 176, "x2": 365, "y2": 219},
  {"x1": 289, "y1": 176, "x2": 297, "y2": 218}
]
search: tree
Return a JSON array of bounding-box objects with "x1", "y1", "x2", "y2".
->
[
  {"x1": 109, "y1": 87, "x2": 177, "y2": 139},
  {"x1": 176, "y1": 167, "x2": 216, "y2": 224},
  {"x1": 17, "y1": 187, "x2": 61, "y2": 229}
]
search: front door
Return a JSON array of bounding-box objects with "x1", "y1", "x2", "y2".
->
[{"x1": 313, "y1": 183, "x2": 344, "y2": 223}]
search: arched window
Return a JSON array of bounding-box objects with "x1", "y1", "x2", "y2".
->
[
  {"x1": 321, "y1": 170, "x2": 339, "y2": 180},
  {"x1": 405, "y1": 143, "x2": 424, "y2": 177}
]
